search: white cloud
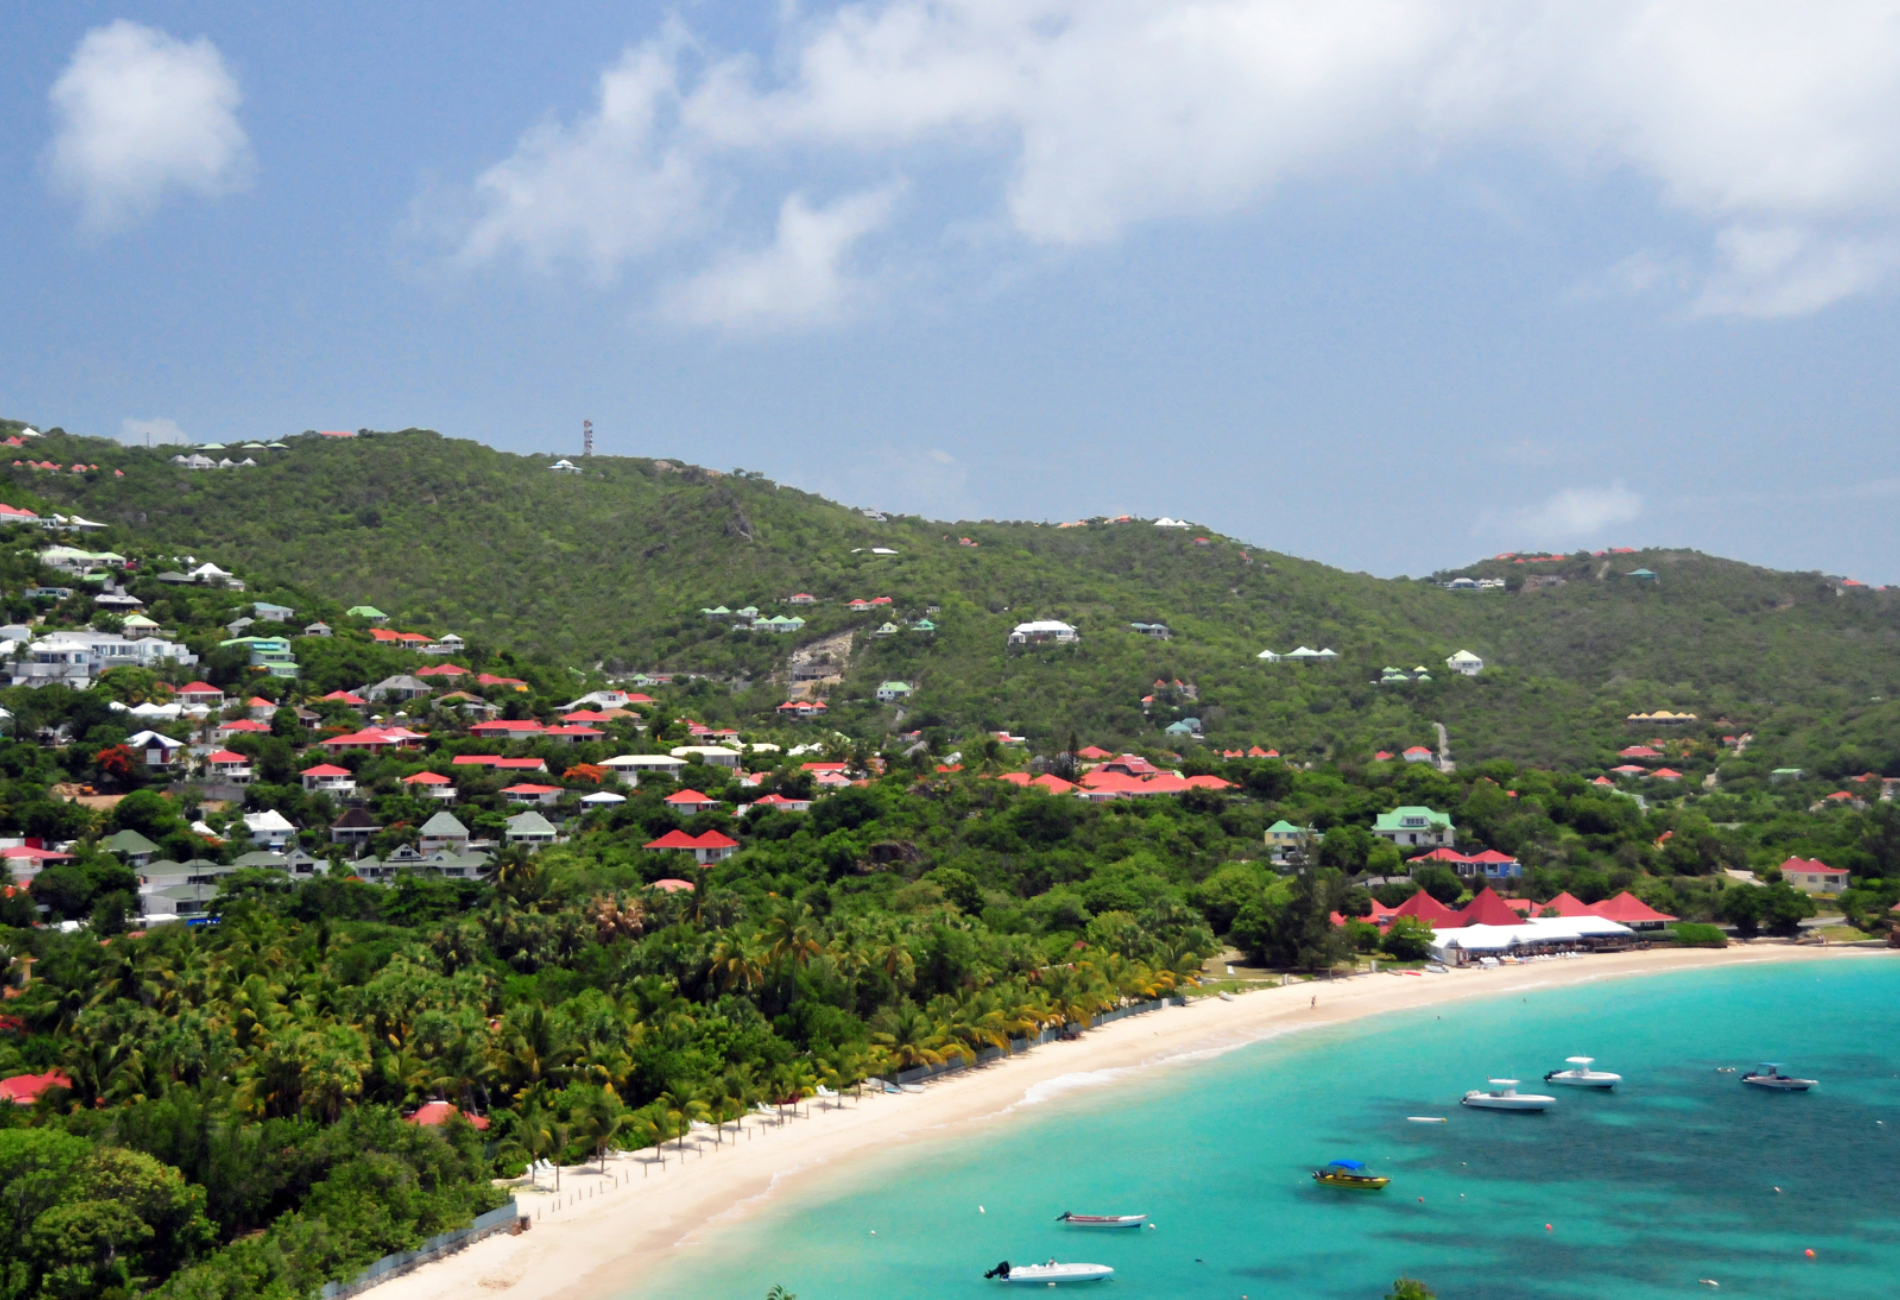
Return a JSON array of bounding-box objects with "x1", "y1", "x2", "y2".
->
[
  {"x1": 447, "y1": 1, "x2": 1900, "y2": 320},
  {"x1": 1502, "y1": 482, "x2": 1645, "y2": 545},
  {"x1": 657, "y1": 187, "x2": 899, "y2": 331},
  {"x1": 1690, "y1": 224, "x2": 1900, "y2": 318},
  {"x1": 454, "y1": 33, "x2": 704, "y2": 279},
  {"x1": 119, "y1": 417, "x2": 188, "y2": 446},
  {"x1": 47, "y1": 20, "x2": 250, "y2": 233}
]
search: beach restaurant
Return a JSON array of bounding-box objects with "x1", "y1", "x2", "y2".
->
[{"x1": 1428, "y1": 915, "x2": 1638, "y2": 966}]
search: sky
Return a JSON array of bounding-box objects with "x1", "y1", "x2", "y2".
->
[{"x1": 5, "y1": 2, "x2": 1900, "y2": 582}]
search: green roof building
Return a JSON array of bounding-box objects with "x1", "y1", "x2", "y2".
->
[{"x1": 1371, "y1": 806, "x2": 1455, "y2": 849}]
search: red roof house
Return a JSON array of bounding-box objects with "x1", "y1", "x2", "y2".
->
[
  {"x1": 0, "y1": 1071, "x2": 72, "y2": 1105},
  {"x1": 664, "y1": 789, "x2": 722, "y2": 812},
  {"x1": 1458, "y1": 887, "x2": 1526, "y2": 927},
  {"x1": 1535, "y1": 891, "x2": 1597, "y2": 918},
  {"x1": 1392, "y1": 890, "x2": 1463, "y2": 926},
  {"x1": 642, "y1": 829, "x2": 738, "y2": 864},
  {"x1": 1588, "y1": 892, "x2": 1677, "y2": 925},
  {"x1": 404, "y1": 1100, "x2": 488, "y2": 1130}
]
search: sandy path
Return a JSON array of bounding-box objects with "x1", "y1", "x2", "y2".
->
[{"x1": 373, "y1": 943, "x2": 1887, "y2": 1300}]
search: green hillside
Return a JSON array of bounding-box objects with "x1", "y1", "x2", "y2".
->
[{"x1": 6, "y1": 420, "x2": 1899, "y2": 776}]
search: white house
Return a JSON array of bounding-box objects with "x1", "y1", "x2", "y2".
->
[
  {"x1": 1258, "y1": 646, "x2": 1338, "y2": 663},
  {"x1": 1372, "y1": 806, "x2": 1456, "y2": 848},
  {"x1": 550, "y1": 459, "x2": 584, "y2": 474},
  {"x1": 300, "y1": 764, "x2": 356, "y2": 796},
  {"x1": 243, "y1": 809, "x2": 296, "y2": 850},
  {"x1": 1008, "y1": 620, "x2": 1079, "y2": 646},
  {"x1": 1446, "y1": 650, "x2": 1484, "y2": 676},
  {"x1": 602, "y1": 754, "x2": 688, "y2": 787},
  {"x1": 419, "y1": 811, "x2": 470, "y2": 854},
  {"x1": 203, "y1": 749, "x2": 253, "y2": 784},
  {"x1": 876, "y1": 681, "x2": 913, "y2": 703},
  {"x1": 670, "y1": 745, "x2": 742, "y2": 769},
  {"x1": 124, "y1": 730, "x2": 186, "y2": 767}
]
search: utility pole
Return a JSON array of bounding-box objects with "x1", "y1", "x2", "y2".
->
[{"x1": 583, "y1": 419, "x2": 593, "y2": 458}]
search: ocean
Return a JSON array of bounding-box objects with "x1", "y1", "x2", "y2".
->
[{"x1": 638, "y1": 958, "x2": 1900, "y2": 1300}]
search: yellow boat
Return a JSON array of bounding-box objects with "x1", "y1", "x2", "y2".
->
[{"x1": 1312, "y1": 1160, "x2": 1390, "y2": 1190}]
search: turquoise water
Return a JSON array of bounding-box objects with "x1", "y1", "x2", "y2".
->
[{"x1": 641, "y1": 960, "x2": 1900, "y2": 1299}]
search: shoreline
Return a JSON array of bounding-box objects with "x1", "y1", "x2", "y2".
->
[{"x1": 373, "y1": 944, "x2": 1888, "y2": 1300}]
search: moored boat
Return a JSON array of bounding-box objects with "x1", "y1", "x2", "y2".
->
[
  {"x1": 1544, "y1": 1057, "x2": 1622, "y2": 1089},
  {"x1": 1312, "y1": 1159, "x2": 1389, "y2": 1189},
  {"x1": 1740, "y1": 1063, "x2": 1815, "y2": 1091},
  {"x1": 985, "y1": 1260, "x2": 1115, "y2": 1284},
  {"x1": 1461, "y1": 1079, "x2": 1556, "y2": 1111},
  {"x1": 1056, "y1": 1212, "x2": 1148, "y2": 1228}
]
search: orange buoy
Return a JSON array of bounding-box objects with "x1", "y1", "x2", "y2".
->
[
  {"x1": 1805, "y1": 1249, "x2": 1815, "y2": 1258},
  {"x1": 1545, "y1": 1224, "x2": 1553, "y2": 1232}
]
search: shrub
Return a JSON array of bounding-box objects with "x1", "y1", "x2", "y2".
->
[{"x1": 1668, "y1": 922, "x2": 1727, "y2": 948}]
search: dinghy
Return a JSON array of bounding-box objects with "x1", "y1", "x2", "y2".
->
[
  {"x1": 1056, "y1": 1212, "x2": 1147, "y2": 1228},
  {"x1": 1312, "y1": 1159, "x2": 1389, "y2": 1190},
  {"x1": 985, "y1": 1260, "x2": 1114, "y2": 1284},
  {"x1": 1461, "y1": 1079, "x2": 1555, "y2": 1111}
]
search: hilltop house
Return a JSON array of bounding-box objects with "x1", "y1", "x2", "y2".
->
[
  {"x1": 504, "y1": 811, "x2": 559, "y2": 848},
  {"x1": 1402, "y1": 746, "x2": 1434, "y2": 764},
  {"x1": 9, "y1": 630, "x2": 197, "y2": 689},
  {"x1": 419, "y1": 811, "x2": 470, "y2": 853},
  {"x1": 1008, "y1": 620, "x2": 1078, "y2": 646},
  {"x1": 329, "y1": 807, "x2": 378, "y2": 847},
  {"x1": 1258, "y1": 646, "x2": 1337, "y2": 662},
  {"x1": 1372, "y1": 806, "x2": 1455, "y2": 849},
  {"x1": 203, "y1": 749, "x2": 253, "y2": 784},
  {"x1": 243, "y1": 810, "x2": 296, "y2": 850},
  {"x1": 402, "y1": 771, "x2": 457, "y2": 801},
  {"x1": 1445, "y1": 650, "x2": 1483, "y2": 676},
  {"x1": 221, "y1": 635, "x2": 297, "y2": 678},
  {"x1": 1779, "y1": 857, "x2": 1849, "y2": 894},
  {"x1": 301, "y1": 764, "x2": 356, "y2": 796},
  {"x1": 876, "y1": 681, "x2": 913, "y2": 703},
  {"x1": 124, "y1": 730, "x2": 184, "y2": 768}
]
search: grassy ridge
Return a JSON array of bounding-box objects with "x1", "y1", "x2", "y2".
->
[{"x1": 6, "y1": 421, "x2": 1899, "y2": 773}]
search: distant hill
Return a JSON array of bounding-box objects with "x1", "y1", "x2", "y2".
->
[{"x1": 6, "y1": 419, "x2": 1900, "y2": 776}]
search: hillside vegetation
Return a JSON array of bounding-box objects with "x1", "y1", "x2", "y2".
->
[{"x1": 6, "y1": 420, "x2": 1900, "y2": 775}]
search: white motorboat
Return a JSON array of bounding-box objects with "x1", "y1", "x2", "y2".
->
[
  {"x1": 1544, "y1": 1057, "x2": 1622, "y2": 1089},
  {"x1": 1461, "y1": 1079, "x2": 1556, "y2": 1111},
  {"x1": 1057, "y1": 1212, "x2": 1148, "y2": 1228},
  {"x1": 1741, "y1": 1063, "x2": 1815, "y2": 1091},
  {"x1": 985, "y1": 1260, "x2": 1114, "y2": 1284}
]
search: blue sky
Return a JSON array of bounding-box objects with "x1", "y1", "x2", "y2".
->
[{"x1": 5, "y1": 3, "x2": 1900, "y2": 582}]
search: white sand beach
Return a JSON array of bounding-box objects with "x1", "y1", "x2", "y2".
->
[{"x1": 373, "y1": 943, "x2": 1888, "y2": 1300}]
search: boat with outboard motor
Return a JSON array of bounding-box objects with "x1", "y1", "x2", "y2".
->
[
  {"x1": 1461, "y1": 1079, "x2": 1556, "y2": 1111},
  {"x1": 1312, "y1": 1159, "x2": 1389, "y2": 1190},
  {"x1": 1740, "y1": 1063, "x2": 1815, "y2": 1091},
  {"x1": 1056, "y1": 1212, "x2": 1148, "y2": 1228},
  {"x1": 985, "y1": 1260, "x2": 1114, "y2": 1284},
  {"x1": 1544, "y1": 1057, "x2": 1622, "y2": 1089}
]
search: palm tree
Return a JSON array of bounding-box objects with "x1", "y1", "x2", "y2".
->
[
  {"x1": 574, "y1": 1087, "x2": 629, "y2": 1171},
  {"x1": 871, "y1": 1008, "x2": 950, "y2": 1071},
  {"x1": 709, "y1": 933, "x2": 764, "y2": 993}
]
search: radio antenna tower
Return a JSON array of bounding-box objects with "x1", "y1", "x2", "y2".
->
[{"x1": 583, "y1": 419, "x2": 594, "y2": 458}]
